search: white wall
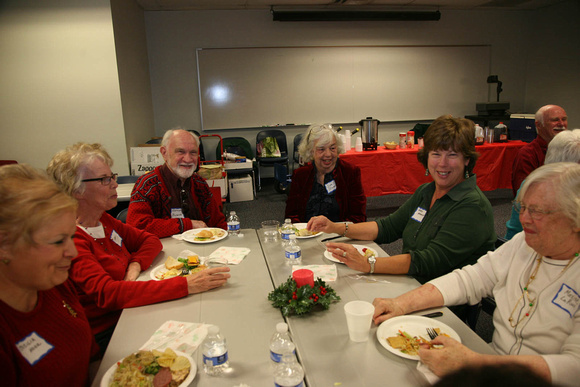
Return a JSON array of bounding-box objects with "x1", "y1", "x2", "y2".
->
[
  {"x1": 143, "y1": 2, "x2": 578, "y2": 168},
  {"x1": 0, "y1": 0, "x2": 129, "y2": 174}
]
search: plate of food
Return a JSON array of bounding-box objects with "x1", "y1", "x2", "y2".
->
[
  {"x1": 101, "y1": 348, "x2": 195, "y2": 387},
  {"x1": 182, "y1": 228, "x2": 227, "y2": 244},
  {"x1": 292, "y1": 223, "x2": 322, "y2": 239},
  {"x1": 324, "y1": 244, "x2": 377, "y2": 264},
  {"x1": 376, "y1": 315, "x2": 461, "y2": 360},
  {"x1": 151, "y1": 254, "x2": 207, "y2": 280}
]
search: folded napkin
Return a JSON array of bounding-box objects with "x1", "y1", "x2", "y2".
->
[
  {"x1": 292, "y1": 264, "x2": 338, "y2": 282},
  {"x1": 140, "y1": 320, "x2": 211, "y2": 355},
  {"x1": 209, "y1": 246, "x2": 250, "y2": 264},
  {"x1": 417, "y1": 361, "x2": 440, "y2": 385},
  {"x1": 171, "y1": 233, "x2": 184, "y2": 241}
]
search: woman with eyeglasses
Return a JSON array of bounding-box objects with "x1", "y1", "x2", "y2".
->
[
  {"x1": 285, "y1": 124, "x2": 366, "y2": 223},
  {"x1": 372, "y1": 162, "x2": 580, "y2": 386},
  {"x1": 47, "y1": 143, "x2": 230, "y2": 357}
]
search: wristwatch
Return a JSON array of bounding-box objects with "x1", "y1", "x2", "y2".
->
[{"x1": 368, "y1": 255, "x2": 376, "y2": 274}]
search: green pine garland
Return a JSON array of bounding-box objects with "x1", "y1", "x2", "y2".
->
[{"x1": 268, "y1": 277, "x2": 340, "y2": 316}]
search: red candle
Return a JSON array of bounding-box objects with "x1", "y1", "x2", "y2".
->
[{"x1": 293, "y1": 269, "x2": 314, "y2": 288}]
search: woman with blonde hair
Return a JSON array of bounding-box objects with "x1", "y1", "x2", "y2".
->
[
  {"x1": 48, "y1": 143, "x2": 230, "y2": 357},
  {"x1": 0, "y1": 164, "x2": 96, "y2": 386}
]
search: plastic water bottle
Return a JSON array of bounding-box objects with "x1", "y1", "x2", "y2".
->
[
  {"x1": 495, "y1": 122, "x2": 508, "y2": 143},
  {"x1": 202, "y1": 325, "x2": 230, "y2": 376},
  {"x1": 284, "y1": 235, "x2": 302, "y2": 265},
  {"x1": 280, "y1": 219, "x2": 295, "y2": 247},
  {"x1": 227, "y1": 211, "x2": 240, "y2": 235},
  {"x1": 270, "y1": 322, "x2": 293, "y2": 369},
  {"x1": 273, "y1": 342, "x2": 304, "y2": 387}
]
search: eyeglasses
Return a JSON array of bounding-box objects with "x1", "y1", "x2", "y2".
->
[
  {"x1": 81, "y1": 173, "x2": 118, "y2": 185},
  {"x1": 512, "y1": 200, "x2": 558, "y2": 220}
]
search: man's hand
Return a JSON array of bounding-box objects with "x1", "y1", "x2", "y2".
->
[
  {"x1": 186, "y1": 267, "x2": 231, "y2": 294},
  {"x1": 419, "y1": 335, "x2": 480, "y2": 376},
  {"x1": 372, "y1": 297, "x2": 406, "y2": 325},
  {"x1": 191, "y1": 220, "x2": 208, "y2": 229}
]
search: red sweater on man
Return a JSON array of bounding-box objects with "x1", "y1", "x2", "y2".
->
[
  {"x1": 0, "y1": 280, "x2": 96, "y2": 387},
  {"x1": 511, "y1": 135, "x2": 548, "y2": 196},
  {"x1": 127, "y1": 165, "x2": 226, "y2": 238},
  {"x1": 71, "y1": 213, "x2": 188, "y2": 337}
]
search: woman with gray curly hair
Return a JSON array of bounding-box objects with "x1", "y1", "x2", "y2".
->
[
  {"x1": 47, "y1": 143, "x2": 230, "y2": 358},
  {"x1": 284, "y1": 124, "x2": 366, "y2": 223}
]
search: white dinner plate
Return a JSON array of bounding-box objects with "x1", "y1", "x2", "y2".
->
[
  {"x1": 182, "y1": 228, "x2": 227, "y2": 244},
  {"x1": 292, "y1": 223, "x2": 322, "y2": 239},
  {"x1": 149, "y1": 263, "x2": 207, "y2": 281},
  {"x1": 376, "y1": 315, "x2": 461, "y2": 360},
  {"x1": 324, "y1": 244, "x2": 378, "y2": 264},
  {"x1": 101, "y1": 350, "x2": 196, "y2": 387}
]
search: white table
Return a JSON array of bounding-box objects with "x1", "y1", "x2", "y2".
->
[
  {"x1": 91, "y1": 229, "x2": 284, "y2": 387},
  {"x1": 259, "y1": 233, "x2": 496, "y2": 387}
]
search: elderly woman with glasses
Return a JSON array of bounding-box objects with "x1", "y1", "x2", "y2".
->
[
  {"x1": 284, "y1": 124, "x2": 366, "y2": 223},
  {"x1": 47, "y1": 143, "x2": 230, "y2": 357},
  {"x1": 372, "y1": 162, "x2": 580, "y2": 387}
]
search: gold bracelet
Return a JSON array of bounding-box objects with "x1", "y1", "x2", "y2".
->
[{"x1": 342, "y1": 222, "x2": 348, "y2": 237}]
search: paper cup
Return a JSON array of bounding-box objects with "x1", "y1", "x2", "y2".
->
[{"x1": 344, "y1": 301, "x2": 374, "y2": 342}]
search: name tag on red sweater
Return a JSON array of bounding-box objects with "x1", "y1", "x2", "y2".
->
[
  {"x1": 325, "y1": 180, "x2": 337, "y2": 194},
  {"x1": 111, "y1": 230, "x2": 123, "y2": 247},
  {"x1": 17, "y1": 332, "x2": 54, "y2": 365}
]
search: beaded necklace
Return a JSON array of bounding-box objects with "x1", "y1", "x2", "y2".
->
[{"x1": 508, "y1": 252, "x2": 579, "y2": 328}]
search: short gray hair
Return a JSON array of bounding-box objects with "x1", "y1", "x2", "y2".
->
[
  {"x1": 545, "y1": 129, "x2": 580, "y2": 164},
  {"x1": 298, "y1": 124, "x2": 345, "y2": 163},
  {"x1": 161, "y1": 128, "x2": 199, "y2": 148},
  {"x1": 518, "y1": 162, "x2": 580, "y2": 228}
]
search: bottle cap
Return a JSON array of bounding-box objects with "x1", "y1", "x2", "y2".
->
[
  {"x1": 276, "y1": 322, "x2": 289, "y2": 333},
  {"x1": 209, "y1": 325, "x2": 219, "y2": 334},
  {"x1": 230, "y1": 211, "x2": 236, "y2": 215}
]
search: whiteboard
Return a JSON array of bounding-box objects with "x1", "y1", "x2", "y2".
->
[{"x1": 196, "y1": 46, "x2": 490, "y2": 130}]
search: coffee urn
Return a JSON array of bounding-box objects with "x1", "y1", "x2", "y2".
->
[{"x1": 359, "y1": 117, "x2": 380, "y2": 151}]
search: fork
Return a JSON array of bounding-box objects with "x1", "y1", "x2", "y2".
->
[
  {"x1": 181, "y1": 267, "x2": 189, "y2": 276},
  {"x1": 426, "y1": 327, "x2": 439, "y2": 340}
]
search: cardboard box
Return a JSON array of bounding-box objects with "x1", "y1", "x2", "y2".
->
[
  {"x1": 224, "y1": 160, "x2": 253, "y2": 170},
  {"x1": 229, "y1": 175, "x2": 253, "y2": 202},
  {"x1": 130, "y1": 162, "x2": 161, "y2": 176},
  {"x1": 206, "y1": 178, "x2": 228, "y2": 198},
  {"x1": 509, "y1": 114, "x2": 537, "y2": 143},
  {"x1": 130, "y1": 147, "x2": 163, "y2": 164}
]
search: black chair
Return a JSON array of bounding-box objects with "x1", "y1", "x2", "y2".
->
[
  {"x1": 292, "y1": 133, "x2": 304, "y2": 171},
  {"x1": 116, "y1": 175, "x2": 139, "y2": 184},
  {"x1": 116, "y1": 208, "x2": 128, "y2": 223},
  {"x1": 145, "y1": 138, "x2": 162, "y2": 144},
  {"x1": 256, "y1": 130, "x2": 289, "y2": 191},
  {"x1": 217, "y1": 137, "x2": 257, "y2": 199}
]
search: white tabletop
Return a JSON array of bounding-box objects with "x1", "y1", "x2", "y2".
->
[
  {"x1": 259, "y1": 233, "x2": 496, "y2": 387},
  {"x1": 91, "y1": 230, "x2": 284, "y2": 387}
]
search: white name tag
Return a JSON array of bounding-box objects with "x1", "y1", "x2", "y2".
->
[
  {"x1": 325, "y1": 180, "x2": 337, "y2": 194},
  {"x1": 171, "y1": 208, "x2": 184, "y2": 219},
  {"x1": 552, "y1": 283, "x2": 580, "y2": 318},
  {"x1": 411, "y1": 207, "x2": 427, "y2": 222},
  {"x1": 110, "y1": 230, "x2": 123, "y2": 247},
  {"x1": 16, "y1": 332, "x2": 54, "y2": 366}
]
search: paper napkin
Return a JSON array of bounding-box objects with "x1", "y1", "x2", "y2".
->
[
  {"x1": 417, "y1": 361, "x2": 440, "y2": 385},
  {"x1": 292, "y1": 264, "x2": 338, "y2": 282},
  {"x1": 140, "y1": 320, "x2": 211, "y2": 355},
  {"x1": 209, "y1": 246, "x2": 250, "y2": 264}
]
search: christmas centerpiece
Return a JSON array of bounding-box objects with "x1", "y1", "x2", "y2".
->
[{"x1": 268, "y1": 269, "x2": 340, "y2": 316}]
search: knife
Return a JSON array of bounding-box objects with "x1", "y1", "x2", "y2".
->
[
  {"x1": 421, "y1": 311, "x2": 443, "y2": 318},
  {"x1": 320, "y1": 235, "x2": 343, "y2": 243}
]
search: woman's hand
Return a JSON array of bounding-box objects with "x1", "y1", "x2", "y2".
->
[
  {"x1": 326, "y1": 242, "x2": 370, "y2": 272},
  {"x1": 307, "y1": 216, "x2": 336, "y2": 233},
  {"x1": 372, "y1": 298, "x2": 406, "y2": 325},
  {"x1": 419, "y1": 335, "x2": 480, "y2": 377},
  {"x1": 124, "y1": 262, "x2": 142, "y2": 281},
  {"x1": 185, "y1": 267, "x2": 231, "y2": 294}
]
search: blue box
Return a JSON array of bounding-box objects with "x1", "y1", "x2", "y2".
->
[{"x1": 509, "y1": 114, "x2": 537, "y2": 143}]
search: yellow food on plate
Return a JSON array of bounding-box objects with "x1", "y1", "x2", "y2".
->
[
  {"x1": 187, "y1": 255, "x2": 200, "y2": 267},
  {"x1": 295, "y1": 228, "x2": 315, "y2": 237},
  {"x1": 386, "y1": 331, "x2": 430, "y2": 356},
  {"x1": 211, "y1": 229, "x2": 226, "y2": 237},
  {"x1": 195, "y1": 229, "x2": 214, "y2": 240},
  {"x1": 164, "y1": 255, "x2": 183, "y2": 271},
  {"x1": 108, "y1": 349, "x2": 191, "y2": 387}
]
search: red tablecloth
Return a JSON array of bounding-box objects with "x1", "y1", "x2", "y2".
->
[{"x1": 340, "y1": 141, "x2": 526, "y2": 197}]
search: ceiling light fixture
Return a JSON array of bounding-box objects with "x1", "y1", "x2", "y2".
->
[{"x1": 271, "y1": 7, "x2": 441, "y2": 22}]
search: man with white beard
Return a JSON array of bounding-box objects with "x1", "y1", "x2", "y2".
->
[
  {"x1": 128, "y1": 129, "x2": 226, "y2": 237},
  {"x1": 511, "y1": 104, "x2": 568, "y2": 196}
]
